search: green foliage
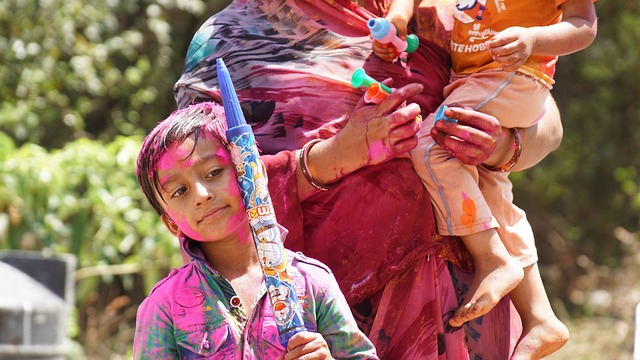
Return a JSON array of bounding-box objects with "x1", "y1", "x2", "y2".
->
[
  {"x1": 0, "y1": 0, "x2": 227, "y2": 148},
  {"x1": 510, "y1": 0, "x2": 640, "y2": 316},
  {"x1": 0, "y1": 135, "x2": 182, "y2": 300}
]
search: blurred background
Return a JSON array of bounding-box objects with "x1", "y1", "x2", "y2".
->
[{"x1": 0, "y1": 0, "x2": 638, "y2": 359}]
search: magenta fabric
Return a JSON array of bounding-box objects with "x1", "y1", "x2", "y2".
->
[{"x1": 175, "y1": 0, "x2": 523, "y2": 358}]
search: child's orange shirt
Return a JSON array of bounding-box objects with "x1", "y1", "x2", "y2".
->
[{"x1": 450, "y1": 0, "x2": 565, "y2": 85}]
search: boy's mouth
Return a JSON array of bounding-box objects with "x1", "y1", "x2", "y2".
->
[{"x1": 198, "y1": 206, "x2": 225, "y2": 223}]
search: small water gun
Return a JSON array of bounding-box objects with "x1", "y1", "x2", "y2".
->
[
  {"x1": 367, "y1": 18, "x2": 419, "y2": 54},
  {"x1": 434, "y1": 105, "x2": 458, "y2": 123},
  {"x1": 217, "y1": 58, "x2": 306, "y2": 346},
  {"x1": 351, "y1": 68, "x2": 392, "y2": 104}
]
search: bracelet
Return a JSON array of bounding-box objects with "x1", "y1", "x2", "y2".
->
[
  {"x1": 299, "y1": 139, "x2": 335, "y2": 191},
  {"x1": 482, "y1": 127, "x2": 522, "y2": 172}
]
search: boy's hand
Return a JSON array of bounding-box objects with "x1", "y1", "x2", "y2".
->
[
  {"x1": 283, "y1": 331, "x2": 334, "y2": 360},
  {"x1": 370, "y1": 0, "x2": 389, "y2": 13},
  {"x1": 372, "y1": 40, "x2": 400, "y2": 63},
  {"x1": 487, "y1": 26, "x2": 535, "y2": 72},
  {"x1": 371, "y1": 14, "x2": 407, "y2": 63}
]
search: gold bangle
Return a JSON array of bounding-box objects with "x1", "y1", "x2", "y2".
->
[
  {"x1": 482, "y1": 127, "x2": 522, "y2": 172},
  {"x1": 299, "y1": 139, "x2": 335, "y2": 191}
]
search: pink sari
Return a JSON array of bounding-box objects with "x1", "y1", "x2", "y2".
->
[{"x1": 175, "y1": 0, "x2": 522, "y2": 358}]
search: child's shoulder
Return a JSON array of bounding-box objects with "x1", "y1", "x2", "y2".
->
[
  {"x1": 287, "y1": 249, "x2": 333, "y2": 275},
  {"x1": 147, "y1": 262, "x2": 199, "y2": 297}
]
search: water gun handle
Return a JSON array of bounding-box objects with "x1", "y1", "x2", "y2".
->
[
  {"x1": 351, "y1": 68, "x2": 392, "y2": 94},
  {"x1": 434, "y1": 105, "x2": 458, "y2": 123},
  {"x1": 367, "y1": 18, "x2": 419, "y2": 54},
  {"x1": 364, "y1": 83, "x2": 389, "y2": 104}
]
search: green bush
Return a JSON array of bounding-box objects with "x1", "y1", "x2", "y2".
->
[{"x1": 0, "y1": 134, "x2": 181, "y2": 301}]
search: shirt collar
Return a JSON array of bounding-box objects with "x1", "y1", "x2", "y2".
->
[{"x1": 179, "y1": 225, "x2": 290, "y2": 264}]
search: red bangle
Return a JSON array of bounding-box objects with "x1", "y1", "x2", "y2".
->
[
  {"x1": 299, "y1": 139, "x2": 335, "y2": 191},
  {"x1": 482, "y1": 128, "x2": 522, "y2": 172}
]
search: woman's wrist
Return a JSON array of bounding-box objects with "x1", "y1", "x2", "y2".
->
[
  {"x1": 482, "y1": 127, "x2": 522, "y2": 171},
  {"x1": 299, "y1": 139, "x2": 336, "y2": 191}
]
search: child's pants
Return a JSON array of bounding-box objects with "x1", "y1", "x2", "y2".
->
[{"x1": 410, "y1": 70, "x2": 551, "y2": 267}]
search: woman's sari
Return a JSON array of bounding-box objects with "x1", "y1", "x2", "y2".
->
[{"x1": 174, "y1": 0, "x2": 521, "y2": 358}]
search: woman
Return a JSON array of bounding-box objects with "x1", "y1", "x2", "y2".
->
[{"x1": 173, "y1": 0, "x2": 563, "y2": 358}]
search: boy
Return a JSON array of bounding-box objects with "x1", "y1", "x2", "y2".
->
[
  {"x1": 373, "y1": 0, "x2": 597, "y2": 358},
  {"x1": 132, "y1": 101, "x2": 378, "y2": 359}
]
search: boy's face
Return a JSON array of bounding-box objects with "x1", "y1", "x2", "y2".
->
[{"x1": 156, "y1": 134, "x2": 247, "y2": 242}]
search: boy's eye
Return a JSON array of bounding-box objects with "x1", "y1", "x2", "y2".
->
[
  {"x1": 206, "y1": 168, "x2": 223, "y2": 178},
  {"x1": 171, "y1": 187, "x2": 187, "y2": 198}
]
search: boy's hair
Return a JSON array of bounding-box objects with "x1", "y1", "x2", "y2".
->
[{"x1": 136, "y1": 102, "x2": 229, "y2": 216}]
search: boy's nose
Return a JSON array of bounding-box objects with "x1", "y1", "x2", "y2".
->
[{"x1": 194, "y1": 182, "x2": 212, "y2": 205}]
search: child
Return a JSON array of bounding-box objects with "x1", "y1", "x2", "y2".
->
[
  {"x1": 132, "y1": 102, "x2": 378, "y2": 359},
  {"x1": 373, "y1": 0, "x2": 597, "y2": 358}
]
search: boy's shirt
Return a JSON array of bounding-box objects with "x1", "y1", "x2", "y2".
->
[
  {"x1": 133, "y1": 227, "x2": 378, "y2": 359},
  {"x1": 450, "y1": 0, "x2": 566, "y2": 84}
]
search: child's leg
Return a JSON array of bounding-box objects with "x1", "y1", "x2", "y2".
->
[
  {"x1": 509, "y1": 263, "x2": 569, "y2": 360},
  {"x1": 448, "y1": 228, "x2": 523, "y2": 327}
]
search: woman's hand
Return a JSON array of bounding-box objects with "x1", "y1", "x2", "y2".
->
[
  {"x1": 297, "y1": 82, "x2": 423, "y2": 198},
  {"x1": 430, "y1": 105, "x2": 503, "y2": 166},
  {"x1": 431, "y1": 98, "x2": 563, "y2": 170},
  {"x1": 324, "y1": 82, "x2": 423, "y2": 168},
  {"x1": 349, "y1": 81, "x2": 424, "y2": 165},
  {"x1": 283, "y1": 332, "x2": 334, "y2": 360}
]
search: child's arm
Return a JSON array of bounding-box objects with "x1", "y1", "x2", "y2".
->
[
  {"x1": 372, "y1": 0, "x2": 415, "y2": 62},
  {"x1": 133, "y1": 298, "x2": 179, "y2": 359},
  {"x1": 488, "y1": 0, "x2": 597, "y2": 72}
]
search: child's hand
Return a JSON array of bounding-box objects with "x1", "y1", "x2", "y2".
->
[
  {"x1": 371, "y1": 13, "x2": 407, "y2": 63},
  {"x1": 372, "y1": 40, "x2": 400, "y2": 63},
  {"x1": 369, "y1": 0, "x2": 390, "y2": 14},
  {"x1": 487, "y1": 26, "x2": 535, "y2": 72},
  {"x1": 283, "y1": 331, "x2": 334, "y2": 360}
]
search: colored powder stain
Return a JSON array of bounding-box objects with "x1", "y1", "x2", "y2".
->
[
  {"x1": 367, "y1": 140, "x2": 388, "y2": 163},
  {"x1": 158, "y1": 140, "x2": 197, "y2": 171},
  {"x1": 168, "y1": 210, "x2": 201, "y2": 240},
  {"x1": 459, "y1": 192, "x2": 476, "y2": 227},
  {"x1": 157, "y1": 150, "x2": 175, "y2": 171}
]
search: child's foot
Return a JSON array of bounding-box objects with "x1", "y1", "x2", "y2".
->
[
  {"x1": 511, "y1": 318, "x2": 569, "y2": 360},
  {"x1": 449, "y1": 257, "x2": 523, "y2": 327}
]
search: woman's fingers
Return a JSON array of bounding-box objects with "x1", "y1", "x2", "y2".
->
[{"x1": 431, "y1": 106, "x2": 501, "y2": 165}]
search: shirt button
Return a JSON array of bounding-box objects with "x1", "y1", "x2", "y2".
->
[{"x1": 230, "y1": 296, "x2": 241, "y2": 308}]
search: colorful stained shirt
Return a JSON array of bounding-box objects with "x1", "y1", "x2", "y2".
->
[
  {"x1": 174, "y1": 1, "x2": 524, "y2": 359},
  {"x1": 451, "y1": 0, "x2": 566, "y2": 84},
  {"x1": 133, "y1": 227, "x2": 378, "y2": 359}
]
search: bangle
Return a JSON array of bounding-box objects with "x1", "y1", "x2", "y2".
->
[
  {"x1": 299, "y1": 139, "x2": 335, "y2": 191},
  {"x1": 482, "y1": 127, "x2": 522, "y2": 172}
]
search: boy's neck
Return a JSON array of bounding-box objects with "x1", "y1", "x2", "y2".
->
[{"x1": 200, "y1": 238, "x2": 261, "y2": 279}]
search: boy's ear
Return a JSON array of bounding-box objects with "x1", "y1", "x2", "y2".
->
[{"x1": 161, "y1": 215, "x2": 180, "y2": 237}]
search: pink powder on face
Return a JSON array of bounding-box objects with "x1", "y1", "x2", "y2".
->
[
  {"x1": 158, "y1": 139, "x2": 197, "y2": 171},
  {"x1": 167, "y1": 209, "x2": 203, "y2": 241}
]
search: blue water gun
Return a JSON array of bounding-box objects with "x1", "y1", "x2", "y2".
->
[{"x1": 217, "y1": 58, "x2": 306, "y2": 346}]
